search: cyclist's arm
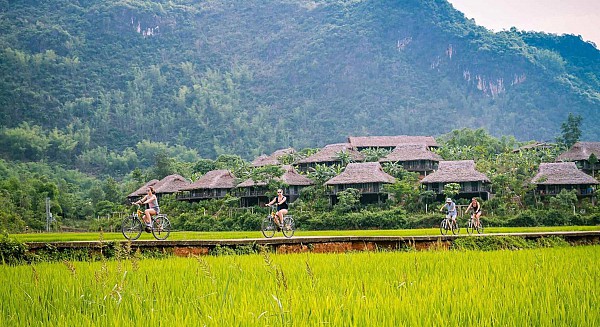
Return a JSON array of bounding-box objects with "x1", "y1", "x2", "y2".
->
[
  {"x1": 135, "y1": 195, "x2": 147, "y2": 205},
  {"x1": 465, "y1": 203, "x2": 472, "y2": 212},
  {"x1": 142, "y1": 194, "x2": 156, "y2": 205},
  {"x1": 439, "y1": 204, "x2": 446, "y2": 212},
  {"x1": 266, "y1": 197, "x2": 275, "y2": 206}
]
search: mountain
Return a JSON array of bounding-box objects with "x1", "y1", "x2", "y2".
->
[{"x1": 0, "y1": 0, "x2": 598, "y2": 160}]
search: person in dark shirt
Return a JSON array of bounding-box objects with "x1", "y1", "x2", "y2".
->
[{"x1": 265, "y1": 189, "x2": 288, "y2": 228}]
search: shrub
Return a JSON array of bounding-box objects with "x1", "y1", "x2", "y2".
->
[{"x1": 0, "y1": 232, "x2": 27, "y2": 265}]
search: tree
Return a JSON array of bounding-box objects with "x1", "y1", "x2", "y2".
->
[
  {"x1": 443, "y1": 183, "x2": 461, "y2": 200},
  {"x1": 556, "y1": 113, "x2": 582, "y2": 149},
  {"x1": 589, "y1": 153, "x2": 598, "y2": 178},
  {"x1": 334, "y1": 188, "x2": 361, "y2": 213}
]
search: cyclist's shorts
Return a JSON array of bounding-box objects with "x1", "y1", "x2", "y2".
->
[
  {"x1": 446, "y1": 212, "x2": 457, "y2": 219},
  {"x1": 151, "y1": 206, "x2": 160, "y2": 214}
]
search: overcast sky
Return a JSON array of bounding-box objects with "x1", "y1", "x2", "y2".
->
[{"x1": 448, "y1": 0, "x2": 600, "y2": 47}]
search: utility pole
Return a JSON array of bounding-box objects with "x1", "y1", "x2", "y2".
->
[{"x1": 45, "y1": 197, "x2": 52, "y2": 232}]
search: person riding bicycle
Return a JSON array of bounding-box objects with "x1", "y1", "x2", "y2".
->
[
  {"x1": 465, "y1": 197, "x2": 482, "y2": 227},
  {"x1": 265, "y1": 189, "x2": 288, "y2": 229},
  {"x1": 440, "y1": 198, "x2": 457, "y2": 227},
  {"x1": 133, "y1": 186, "x2": 160, "y2": 233}
]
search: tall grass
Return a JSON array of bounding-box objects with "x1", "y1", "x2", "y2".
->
[{"x1": 1, "y1": 246, "x2": 598, "y2": 326}]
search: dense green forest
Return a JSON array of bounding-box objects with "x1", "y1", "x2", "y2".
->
[{"x1": 0, "y1": 0, "x2": 599, "y2": 161}]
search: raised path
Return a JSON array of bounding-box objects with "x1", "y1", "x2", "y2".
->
[{"x1": 25, "y1": 231, "x2": 600, "y2": 256}]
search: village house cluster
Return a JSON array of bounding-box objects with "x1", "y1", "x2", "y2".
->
[{"x1": 127, "y1": 136, "x2": 600, "y2": 207}]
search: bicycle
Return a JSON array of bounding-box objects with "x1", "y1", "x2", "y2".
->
[
  {"x1": 122, "y1": 204, "x2": 171, "y2": 240},
  {"x1": 261, "y1": 205, "x2": 295, "y2": 238},
  {"x1": 466, "y1": 213, "x2": 484, "y2": 235},
  {"x1": 440, "y1": 212, "x2": 459, "y2": 235}
]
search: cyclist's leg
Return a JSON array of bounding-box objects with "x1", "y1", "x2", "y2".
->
[
  {"x1": 144, "y1": 208, "x2": 157, "y2": 225},
  {"x1": 277, "y1": 209, "x2": 288, "y2": 226},
  {"x1": 475, "y1": 212, "x2": 481, "y2": 227}
]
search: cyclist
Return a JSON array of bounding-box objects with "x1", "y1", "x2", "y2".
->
[
  {"x1": 134, "y1": 186, "x2": 160, "y2": 233},
  {"x1": 440, "y1": 198, "x2": 457, "y2": 228},
  {"x1": 465, "y1": 197, "x2": 482, "y2": 228},
  {"x1": 265, "y1": 189, "x2": 288, "y2": 229}
]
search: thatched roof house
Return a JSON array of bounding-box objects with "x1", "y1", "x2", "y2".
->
[
  {"x1": 325, "y1": 162, "x2": 396, "y2": 186},
  {"x1": 296, "y1": 143, "x2": 365, "y2": 171},
  {"x1": 556, "y1": 142, "x2": 600, "y2": 174},
  {"x1": 347, "y1": 135, "x2": 439, "y2": 150},
  {"x1": 153, "y1": 174, "x2": 190, "y2": 195},
  {"x1": 127, "y1": 179, "x2": 159, "y2": 201},
  {"x1": 556, "y1": 142, "x2": 600, "y2": 161},
  {"x1": 512, "y1": 142, "x2": 554, "y2": 153},
  {"x1": 531, "y1": 162, "x2": 597, "y2": 197},
  {"x1": 237, "y1": 165, "x2": 313, "y2": 206},
  {"x1": 324, "y1": 162, "x2": 395, "y2": 204},
  {"x1": 420, "y1": 160, "x2": 491, "y2": 199},
  {"x1": 379, "y1": 144, "x2": 443, "y2": 176},
  {"x1": 177, "y1": 170, "x2": 236, "y2": 202},
  {"x1": 251, "y1": 148, "x2": 295, "y2": 167}
]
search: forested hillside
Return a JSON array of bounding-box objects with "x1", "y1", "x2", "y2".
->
[{"x1": 1, "y1": 0, "x2": 599, "y2": 163}]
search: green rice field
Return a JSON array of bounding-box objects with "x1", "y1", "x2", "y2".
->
[
  {"x1": 1, "y1": 246, "x2": 598, "y2": 326},
  {"x1": 13, "y1": 225, "x2": 600, "y2": 242}
]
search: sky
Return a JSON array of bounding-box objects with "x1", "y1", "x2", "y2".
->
[{"x1": 448, "y1": 0, "x2": 600, "y2": 47}]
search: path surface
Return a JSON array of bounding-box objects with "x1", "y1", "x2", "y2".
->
[{"x1": 25, "y1": 230, "x2": 600, "y2": 255}]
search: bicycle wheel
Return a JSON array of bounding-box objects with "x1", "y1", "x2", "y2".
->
[
  {"x1": 452, "y1": 220, "x2": 459, "y2": 235},
  {"x1": 466, "y1": 219, "x2": 474, "y2": 235},
  {"x1": 122, "y1": 215, "x2": 142, "y2": 240},
  {"x1": 152, "y1": 215, "x2": 171, "y2": 240},
  {"x1": 440, "y1": 219, "x2": 449, "y2": 235},
  {"x1": 476, "y1": 221, "x2": 484, "y2": 234},
  {"x1": 261, "y1": 216, "x2": 276, "y2": 238},
  {"x1": 282, "y1": 216, "x2": 295, "y2": 238}
]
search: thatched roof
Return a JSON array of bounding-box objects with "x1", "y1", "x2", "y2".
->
[
  {"x1": 379, "y1": 144, "x2": 443, "y2": 162},
  {"x1": 512, "y1": 142, "x2": 554, "y2": 153},
  {"x1": 420, "y1": 160, "x2": 490, "y2": 184},
  {"x1": 324, "y1": 162, "x2": 396, "y2": 185},
  {"x1": 531, "y1": 162, "x2": 598, "y2": 185},
  {"x1": 153, "y1": 174, "x2": 191, "y2": 194},
  {"x1": 296, "y1": 143, "x2": 365, "y2": 164},
  {"x1": 127, "y1": 179, "x2": 159, "y2": 198},
  {"x1": 556, "y1": 142, "x2": 600, "y2": 161},
  {"x1": 251, "y1": 148, "x2": 295, "y2": 167},
  {"x1": 180, "y1": 170, "x2": 236, "y2": 191},
  {"x1": 237, "y1": 165, "x2": 314, "y2": 187},
  {"x1": 347, "y1": 135, "x2": 439, "y2": 148}
]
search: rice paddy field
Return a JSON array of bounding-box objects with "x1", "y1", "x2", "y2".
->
[{"x1": 1, "y1": 245, "x2": 598, "y2": 326}]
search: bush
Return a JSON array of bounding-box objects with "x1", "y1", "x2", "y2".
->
[{"x1": 0, "y1": 232, "x2": 27, "y2": 265}]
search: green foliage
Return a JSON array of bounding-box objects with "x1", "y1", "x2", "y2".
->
[
  {"x1": 548, "y1": 189, "x2": 578, "y2": 212},
  {"x1": 1, "y1": 0, "x2": 597, "y2": 166},
  {"x1": 556, "y1": 113, "x2": 582, "y2": 148},
  {"x1": 334, "y1": 188, "x2": 361, "y2": 213},
  {"x1": 0, "y1": 232, "x2": 27, "y2": 265},
  {"x1": 443, "y1": 183, "x2": 460, "y2": 199},
  {"x1": 360, "y1": 148, "x2": 391, "y2": 162}
]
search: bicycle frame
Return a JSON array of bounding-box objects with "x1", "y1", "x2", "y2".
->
[{"x1": 122, "y1": 204, "x2": 171, "y2": 240}]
